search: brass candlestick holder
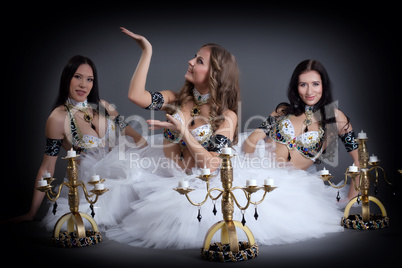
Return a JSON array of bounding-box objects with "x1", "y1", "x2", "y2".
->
[
  {"x1": 37, "y1": 153, "x2": 108, "y2": 247},
  {"x1": 320, "y1": 136, "x2": 392, "y2": 230},
  {"x1": 174, "y1": 153, "x2": 277, "y2": 262}
]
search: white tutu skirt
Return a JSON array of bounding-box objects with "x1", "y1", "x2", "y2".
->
[{"x1": 94, "y1": 132, "x2": 344, "y2": 249}]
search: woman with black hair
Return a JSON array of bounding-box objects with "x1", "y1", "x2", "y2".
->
[
  {"x1": 243, "y1": 59, "x2": 359, "y2": 199},
  {"x1": 13, "y1": 55, "x2": 146, "y2": 222}
]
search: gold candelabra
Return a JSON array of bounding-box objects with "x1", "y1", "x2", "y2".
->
[
  {"x1": 174, "y1": 152, "x2": 277, "y2": 262},
  {"x1": 320, "y1": 135, "x2": 392, "y2": 229},
  {"x1": 37, "y1": 152, "x2": 108, "y2": 246}
]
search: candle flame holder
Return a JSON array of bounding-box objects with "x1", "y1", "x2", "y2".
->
[
  {"x1": 320, "y1": 137, "x2": 393, "y2": 230},
  {"x1": 174, "y1": 153, "x2": 277, "y2": 262},
  {"x1": 37, "y1": 154, "x2": 108, "y2": 247}
]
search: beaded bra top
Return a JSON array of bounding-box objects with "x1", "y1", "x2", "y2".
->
[
  {"x1": 163, "y1": 111, "x2": 213, "y2": 149},
  {"x1": 65, "y1": 99, "x2": 116, "y2": 153},
  {"x1": 163, "y1": 89, "x2": 213, "y2": 149},
  {"x1": 269, "y1": 114, "x2": 324, "y2": 161}
]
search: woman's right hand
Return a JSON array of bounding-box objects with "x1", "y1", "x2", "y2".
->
[{"x1": 120, "y1": 27, "x2": 152, "y2": 52}]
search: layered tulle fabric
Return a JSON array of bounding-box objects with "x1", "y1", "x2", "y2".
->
[{"x1": 43, "y1": 132, "x2": 344, "y2": 248}]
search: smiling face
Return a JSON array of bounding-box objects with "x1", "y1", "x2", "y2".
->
[
  {"x1": 69, "y1": 63, "x2": 94, "y2": 102},
  {"x1": 297, "y1": 70, "x2": 323, "y2": 107},
  {"x1": 184, "y1": 46, "x2": 211, "y2": 93}
]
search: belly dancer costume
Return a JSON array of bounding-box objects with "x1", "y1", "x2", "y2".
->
[
  {"x1": 104, "y1": 93, "x2": 358, "y2": 249},
  {"x1": 42, "y1": 98, "x2": 143, "y2": 230}
]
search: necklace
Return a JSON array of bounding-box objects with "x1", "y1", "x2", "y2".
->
[
  {"x1": 66, "y1": 98, "x2": 96, "y2": 130},
  {"x1": 303, "y1": 106, "x2": 313, "y2": 132},
  {"x1": 190, "y1": 88, "x2": 210, "y2": 126}
]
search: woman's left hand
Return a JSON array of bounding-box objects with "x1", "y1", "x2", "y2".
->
[{"x1": 147, "y1": 114, "x2": 185, "y2": 133}]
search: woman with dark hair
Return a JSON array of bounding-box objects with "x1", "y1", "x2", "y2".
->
[
  {"x1": 13, "y1": 55, "x2": 147, "y2": 223},
  {"x1": 243, "y1": 59, "x2": 359, "y2": 199}
]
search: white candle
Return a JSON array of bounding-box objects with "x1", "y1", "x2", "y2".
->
[
  {"x1": 91, "y1": 175, "x2": 100, "y2": 182},
  {"x1": 348, "y1": 163, "x2": 358, "y2": 172},
  {"x1": 67, "y1": 148, "x2": 76, "y2": 158},
  {"x1": 320, "y1": 167, "x2": 329, "y2": 176},
  {"x1": 369, "y1": 154, "x2": 379, "y2": 162},
  {"x1": 201, "y1": 165, "x2": 211, "y2": 176},
  {"x1": 95, "y1": 183, "x2": 105, "y2": 190},
  {"x1": 42, "y1": 170, "x2": 51, "y2": 178},
  {"x1": 246, "y1": 179, "x2": 257, "y2": 187},
  {"x1": 222, "y1": 146, "x2": 232, "y2": 155},
  {"x1": 38, "y1": 179, "x2": 48, "y2": 187},
  {"x1": 358, "y1": 130, "x2": 367, "y2": 139},
  {"x1": 264, "y1": 178, "x2": 274, "y2": 186},
  {"x1": 178, "y1": 180, "x2": 189, "y2": 189}
]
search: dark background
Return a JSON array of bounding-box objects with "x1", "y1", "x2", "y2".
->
[{"x1": 3, "y1": 3, "x2": 401, "y2": 266}]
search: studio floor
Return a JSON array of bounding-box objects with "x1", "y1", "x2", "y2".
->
[{"x1": 4, "y1": 205, "x2": 401, "y2": 268}]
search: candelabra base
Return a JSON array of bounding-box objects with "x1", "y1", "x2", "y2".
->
[
  {"x1": 342, "y1": 196, "x2": 389, "y2": 230},
  {"x1": 52, "y1": 212, "x2": 101, "y2": 247},
  {"x1": 52, "y1": 230, "x2": 102, "y2": 247},
  {"x1": 341, "y1": 214, "x2": 390, "y2": 230},
  {"x1": 201, "y1": 220, "x2": 258, "y2": 262},
  {"x1": 201, "y1": 241, "x2": 258, "y2": 262}
]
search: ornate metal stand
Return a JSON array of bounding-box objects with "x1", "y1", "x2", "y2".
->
[
  {"x1": 174, "y1": 153, "x2": 276, "y2": 262},
  {"x1": 37, "y1": 153, "x2": 108, "y2": 246},
  {"x1": 320, "y1": 136, "x2": 391, "y2": 230}
]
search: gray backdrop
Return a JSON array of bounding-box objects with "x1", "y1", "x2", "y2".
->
[{"x1": 5, "y1": 5, "x2": 399, "y2": 218}]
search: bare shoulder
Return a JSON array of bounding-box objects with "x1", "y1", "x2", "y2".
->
[
  {"x1": 46, "y1": 106, "x2": 67, "y2": 139},
  {"x1": 223, "y1": 109, "x2": 237, "y2": 122},
  {"x1": 48, "y1": 106, "x2": 66, "y2": 125}
]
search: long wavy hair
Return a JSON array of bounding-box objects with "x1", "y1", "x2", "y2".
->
[{"x1": 167, "y1": 43, "x2": 241, "y2": 144}]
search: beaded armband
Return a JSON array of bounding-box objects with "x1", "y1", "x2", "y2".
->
[
  {"x1": 114, "y1": 114, "x2": 129, "y2": 131},
  {"x1": 339, "y1": 130, "x2": 358, "y2": 152},
  {"x1": 45, "y1": 138, "x2": 63, "y2": 156},
  {"x1": 207, "y1": 134, "x2": 231, "y2": 153},
  {"x1": 258, "y1": 115, "x2": 278, "y2": 136},
  {"x1": 145, "y1": 91, "x2": 164, "y2": 111}
]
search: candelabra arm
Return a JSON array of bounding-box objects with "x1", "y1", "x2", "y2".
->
[
  {"x1": 229, "y1": 189, "x2": 252, "y2": 211},
  {"x1": 250, "y1": 190, "x2": 269, "y2": 206},
  {"x1": 185, "y1": 192, "x2": 209, "y2": 207},
  {"x1": 369, "y1": 166, "x2": 392, "y2": 186},
  {"x1": 77, "y1": 181, "x2": 99, "y2": 205},
  {"x1": 208, "y1": 188, "x2": 224, "y2": 201},
  {"x1": 183, "y1": 187, "x2": 223, "y2": 207},
  {"x1": 46, "y1": 182, "x2": 70, "y2": 202},
  {"x1": 327, "y1": 172, "x2": 348, "y2": 189}
]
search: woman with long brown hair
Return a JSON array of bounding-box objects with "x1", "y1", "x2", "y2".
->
[{"x1": 104, "y1": 28, "x2": 241, "y2": 249}]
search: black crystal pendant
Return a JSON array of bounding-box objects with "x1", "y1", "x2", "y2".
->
[
  {"x1": 336, "y1": 190, "x2": 341, "y2": 202},
  {"x1": 90, "y1": 204, "x2": 95, "y2": 218},
  {"x1": 191, "y1": 118, "x2": 195, "y2": 126},
  {"x1": 241, "y1": 211, "x2": 246, "y2": 226},
  {"x1": 197, "y1": 208, "x2": 202, "y2": 222},
  {"x1": 374, "y1": 184, "x2": 378, "y2": 196},
  {"x1": 254, "y1": 207, "x2": 259, "y2": 220},
  {"x1": 356, "y1": 194, "x2": 361, "y2": 204},
  {"x1": 212, "y1": 203, "x2": 217, "y2": 216},
  {"x1": 52, "y1": 201, "x2": 58, "y2": 215}
]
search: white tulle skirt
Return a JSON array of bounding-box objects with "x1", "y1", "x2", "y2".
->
[{"x1": 42, "y1": 132, "x2": 344, "y2": 249}]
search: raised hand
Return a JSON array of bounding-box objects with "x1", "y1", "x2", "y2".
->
[{"x1": 120, "y1": 27, "x2": 152, "y2": 52}]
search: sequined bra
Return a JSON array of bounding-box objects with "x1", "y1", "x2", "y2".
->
[
  {"x1": 269, "y1": 115, "x2": 324, "y2": 161},
  {"x1": 65, "y1": 104, "x2": 117, "y2": 153},
  {"x1": 45, "y1": 99, "x2": 128, "y2": 156},
  {"x1": 163, "y1": 111, "x2": 213, "y2": 149}
]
